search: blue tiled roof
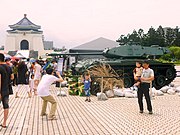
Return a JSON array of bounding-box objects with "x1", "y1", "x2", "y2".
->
[{"x1": 9, "y1": 14, "x2": 41, "y2": 30}]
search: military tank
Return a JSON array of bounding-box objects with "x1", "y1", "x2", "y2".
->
[{"x1": 49, "y1": 43, "x2": 176, "y2": 94}]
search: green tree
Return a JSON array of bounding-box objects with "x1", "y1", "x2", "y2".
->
[
  {"x1": 128, "y1": 30, "x2": 141, "y2": 43},
  {"x1": 165, "y1": 28, "x2": 176, "y2": 46},
  {"x1": 142, "y1": 27, "x2": 159, "y2": 46},
  {"x1": 117, "y1": 26, "x2": 180, "y2": 47},
  {"x1": 169, "y1": 46, "x2": 180, "y2": 60},
  {"x1": 172, "y1": 27, "x2": 180, "y2": 47},
  {"x1": 156, "y1": 25, "x2": 166, "y2": 47},
  {"x1": 116, "y1": 35, "x2": 128, "y2": 45}
]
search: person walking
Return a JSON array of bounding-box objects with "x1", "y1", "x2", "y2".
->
[
  {"x1": 0, "y1": 53, "x2": 11, "y2": 128},
  {"x1": 138, "y1": 60, "x2": 154, "y2": 114},
  {"x1": 37, "y1": 68, "x2": 64, "y2": 120}
]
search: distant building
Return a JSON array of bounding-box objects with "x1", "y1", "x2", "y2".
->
[
  {"x1": 5, "y1": 14, "x2": 53, "y2": 58},
  {"x1": 69, "y1": 37, "x2": 119, "y2": 59},
  {"x1": 43, "y1": 41, "x2": 53, "y2": 50},
  {"x1": 70, "y1": 37, "x2": 119, "y2": 53}
]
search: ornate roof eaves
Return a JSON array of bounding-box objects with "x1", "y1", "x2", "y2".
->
[{"x1": 9, "y1": 14, "x2": 41, "y2": 30}]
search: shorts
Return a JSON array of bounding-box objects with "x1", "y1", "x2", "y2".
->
[
  {"x1": 1, "y1": 95, "x2": 9, "y2": 109},
  {"x1": 34, "y1": 74, "x2": 41, "y2": 80},
  {"x1": 84, "y1": 88, "x2": 90, "y2": 97}
]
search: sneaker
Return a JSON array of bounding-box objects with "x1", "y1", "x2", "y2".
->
[
  {"x1": 40, "y1": 113, "x2": 48, "y2": 116},
  {"x1": 139, "y1": 110, "x2": 143, "y2": 113},
  {"x1": 85, "y1": 99, "x2": 88, "y2": 102},
  {"x1": 48, "y1": 115, "x2": 57, "y2": 120},
  {"x1": 88, "y1": 99, "x2": 91, "y2": 102},
  {"x1": 149, "y1": 111, "x2": 153, "y2": 114}
]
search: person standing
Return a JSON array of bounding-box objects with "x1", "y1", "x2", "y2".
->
[
  {"x1": 3, "y1": 58, "x2": 14, "y2": 95},
  {"x1": 12, "y1": 61, "x2": 18, "y2": 86},
  {"x1": 16, "y1": 61, "x2": 30, "y2": 98},
  {"x1": 37, "y1": 68, "x2": 64, "y2": 120},
  {"x1": 29, "y1": 74, "x2": 35, "y2": 96},
  {"x1": 138, "y1": 60, "x2": 154, "y2": 114},
  {"x1": 34, "y1": 60, "x2": 42, "y2": 95},
  {"x1": 81, "y1": 72, "x2": 91, "y2": 102},
  {"x1": 0, "y1": 53, "x2": 10, "y2": 128}
]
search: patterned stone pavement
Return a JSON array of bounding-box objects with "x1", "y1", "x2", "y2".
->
[{"x1": 0, "y1": 66, "x2": 179, "y2": 135}]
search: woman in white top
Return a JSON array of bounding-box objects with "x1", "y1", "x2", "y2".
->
[{"x1": 34, "y1": 60, "x2": 42, "y2": 95}]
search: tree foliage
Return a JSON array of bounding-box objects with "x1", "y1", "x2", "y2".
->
[
  {"x1": 160, "y1": 46, "x2": 180, "y2": 61},
  {"x1": 117, "y1": 26, "x2": 180, "y2": 47}
]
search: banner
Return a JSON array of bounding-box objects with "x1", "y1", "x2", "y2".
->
[{"x1": 57, "y1": 58, "x2": 64, "y2": 75}]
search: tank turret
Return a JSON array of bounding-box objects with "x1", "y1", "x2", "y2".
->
[{"x1": 103, "y1": 44, "x2": 170, "y2": 58}]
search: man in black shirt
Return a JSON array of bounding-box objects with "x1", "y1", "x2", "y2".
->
[{"x1": 0, "y1": 53, "x2": 10, "y2": 128}]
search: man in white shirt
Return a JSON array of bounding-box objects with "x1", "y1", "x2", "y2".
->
[
  {"x1": 37, "y1": 68, "x2": 63, "y2": 120},
  {"x1": 138, "y1": 60, "x2": 154, "y2": 114}
]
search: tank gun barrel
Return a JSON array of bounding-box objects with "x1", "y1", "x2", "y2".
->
[{"x1": 48, "y1": 52, "x2": 103, "y2": 56}]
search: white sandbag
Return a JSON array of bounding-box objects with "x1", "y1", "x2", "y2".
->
[
  {"x1": 151, "y1": 87, "x2": 157, "y2": 94},
  {"x1": 172, "y1": 87, "x2": 178, "y2": 92},
  {"x1": 170, "y1": 87, "x2": 176, "y2": 91},
  {"x1": 114, "y1": 89, "x2": 125, "y2": 97},
  {"x1": 155, "y1": 90, "x2": 164, "y2": 96},
  {"x1": 169, "y1": 83, "x2": 175, "y2": 87},
  {"x1": 125, "y1": 92, "x2": 135, "y2": 98},
  {"x1": 160, "y1": 86, "x2": 170, "y2": 93},
  {"x1": 132, "y1": 91, "x2": 137, "y2": 98},
  {"x1": 105, "y1": 90, "x2": 114, "y2": 98},
  {"x1": 123, "y1": 88, "x2": 133, "y2": 93},
  {"x1": 167, "y1": 88, "x2": 176, "y2": 95},
  {"x1": 97, "y1": 92, "x2": 108, "y2": 100},
  {"x1": 176, "y1": 86, "x2": 180, "y2": 92},
  {"x1": 57, "y1": 91, "x2": 67, "y2": 96}
]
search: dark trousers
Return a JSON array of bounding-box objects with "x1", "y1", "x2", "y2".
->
[
  {"x1": 137, "y1": 83, "x2": 152, "y2": 112},
  {"x1": 13, "y1": 74, "x2": 18, "y2": 86}
]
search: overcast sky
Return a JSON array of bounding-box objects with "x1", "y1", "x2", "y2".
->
[{"x1": 0, "y1": 0, "x2": 179, "y2": 48}]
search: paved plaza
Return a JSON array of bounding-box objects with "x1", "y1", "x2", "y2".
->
[{"x1": 0, "y1": 67, "x2": 180, "y2": 135}]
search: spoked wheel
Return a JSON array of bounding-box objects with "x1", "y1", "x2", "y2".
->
[
  {"x1": 123, "y1": 75, "x2": 133, "y2": 88},
  {"x1": 166, "y1": 68, "x2": 176, "y2": 80},
  {"x1": 156, "y1": 75, "x2": 166, "y2": 88}
]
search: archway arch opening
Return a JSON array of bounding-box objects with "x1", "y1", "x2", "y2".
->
[{"x1": 20, "y1": 40, "x2": 29, "y2": 50}]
